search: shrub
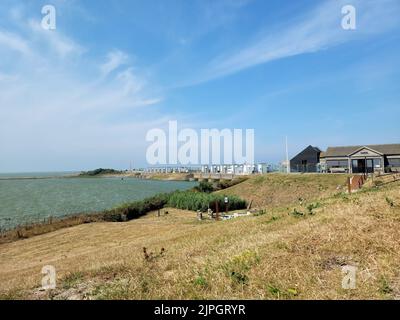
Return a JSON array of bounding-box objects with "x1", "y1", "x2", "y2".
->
[
  {"x1": 194, "y1": 181, "x2": 215, "y2": 193},
  {"x1": 215, "y1": 177, "x2": 248, "y2": 190},
  {"x1": 103, "y1": 190, "x2": 246, "y2": 222},
  {"x1": 80, "y1": 168, "x2": 121, "y2": 176},
  {"x1": 167, "y1": 191, "x2": 247, "y2": 212},
  {"x1": 103, "y1": 193, "x2": 170, "y2": 221}
]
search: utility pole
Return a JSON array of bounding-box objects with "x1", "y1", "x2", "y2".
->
[{"x1": 286, "y1": 136, "x2": 290, "y2": 174}]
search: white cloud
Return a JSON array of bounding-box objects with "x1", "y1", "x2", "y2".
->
[
  {"x1": 201, "y1": 0, "x2": 400, "y2": 82},
  {"x1": 27, "y1": 19, "x2": 85, "y2": 58},
  {"x1": 100, "y1": 50, "x2": 129, "y2": 77},
  {"x1": 0, "y1": 7, "x2": 163, "y2": 172},
  {"x1": 0, "y1": 29, "x2": 31, "y2": 55}
]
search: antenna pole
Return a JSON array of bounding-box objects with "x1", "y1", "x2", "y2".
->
[{"x1": 286, "y1": 136, "x2": 290, "y2": 174}]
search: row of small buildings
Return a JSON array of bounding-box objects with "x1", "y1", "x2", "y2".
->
[
  {"x1": 144, "y1": 143, "x2": 400, "y2": 175},
  {"x1": 144, "y1": 163, "x2": 271, "y2": 175},
  {"x1": 290, "y1": 144, "x2": 400, "y2": 174}
]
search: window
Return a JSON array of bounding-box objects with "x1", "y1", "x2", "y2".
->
[
  {"x1": 388, "y1": 158, "x2": 400, "y2": 166},
  {"x1": 327, "y1": 160, "x2": 348, "y2": 168}
]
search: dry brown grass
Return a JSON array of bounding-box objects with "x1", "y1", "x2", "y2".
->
[
  {"x1": 0, "y1": 214, "x2": 104, "y2": 245},
  {"x1": 218, "y1": 173, "x2": 349, "y2": 208},
  {"x1": 1, "y1": 176, "x2": 400, "y2": 300}
]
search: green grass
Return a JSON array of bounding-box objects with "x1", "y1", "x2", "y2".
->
[
  {"x1": 79, "y1": 168, "x2": 122, "y2": 176},
  {"x1": 103, "y1": 190, "x2": 247, "y2": 222},
  {"x1": 167, "y1": 191, "x2": 247, "y2": 212}
]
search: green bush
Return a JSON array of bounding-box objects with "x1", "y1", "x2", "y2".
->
[
  {"x1": 193, "y1": 181, "x2": 215, "y2": 193},
  {"x1": 103, "y1": 193, "x2": 170, "y2": 221},
  {"x1": 80, "y1": 168, "x2": 122, "y2": 176},
  {"x1": 102, "y1": 190, "x2": 246, "y2": 222},
  {"x1": 215, "y1": 177, "x2": 248, "y2": 190},
  {"x1": 167, "y1": 191, "x2": 246, "y2": 212}
]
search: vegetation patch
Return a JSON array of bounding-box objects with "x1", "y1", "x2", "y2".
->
[
  {"x1": 379, "y1": 276, "x2": 393, "y2": 295},
  {"x1": 79, "y1": 168, "x2": 122, "y2": 176},
  {"x1": 104, "y1": 193, "x2": 171, "y2": 221},
  {"x1": 103, "y1": 189, "x2": 247, "y2": 221},
  {"x1": 266, "y1": 284, "x2": 298, "y2": 299},
  {"x1": 167, "y1": 191, "x2": 246, "y2": 212},
  {"x1": 290, "y1": 208, "x2": 305, "y2": 218},
  {"x1": 193, "y1": 275, "x2": 208, "y2": 288},
  {"x1": 62, "y1": 272, "x2": 84, "y2": 290},
  {"x1": 222, "y1": 250, "x2": 260, "y2": 286},
  {"x1": 385, "y1": 197, "x2": 395, "y2": 207},
  {"x1": 306, "y1": 202, "x2": 321, "y2": 215}
]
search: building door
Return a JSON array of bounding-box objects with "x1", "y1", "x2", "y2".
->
[
  {"x1": 352, "y1": 159, "x2": 365, "y2": 173},
  {"x1": 352, "y1": 159, "x2": 375, "y2": 174},
  {"x1": 301, "y1": 160, "x2": 307, "y2": 172}
]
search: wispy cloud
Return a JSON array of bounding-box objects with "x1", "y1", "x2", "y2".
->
[
  {"x1": 0, "y1": 4, "x2": 164, "y2": 171},
  {"x1": 199, "y1": 0, "x2": 400, "y2": 83},
  {"x1": 100, "y1": 50, "x2": 129, "y2": 77},
  {"x1": 0, "y1": 29, "x2": 31, "y2": 55}
]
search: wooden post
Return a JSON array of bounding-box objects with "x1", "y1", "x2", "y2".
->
[
  {"x1": 157, "y1": 209, "x2": 160, "y2": 217},
  {"x1": 347, "y1": 177, "x2": 352, "y2": 194},
  {"x1": 216, "y1": 201, "x2": 219, "y2": 221}
]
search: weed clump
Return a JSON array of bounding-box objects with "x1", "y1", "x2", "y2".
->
[
  {"x1": 307, "y1": 202, "x2": 321, "y2": 215},
  {"x1": 222, "y1": 250, "x2": 260, "y2": 286},
  {"x1": 385, "y1": 197, "x2": 395, "y2": 207},
  {"x1": 143, "y1": 247, "x2": 166, "y2": 262},
  {"x1": 290, "y1": 208, "x2": 305, "y2": 218}
]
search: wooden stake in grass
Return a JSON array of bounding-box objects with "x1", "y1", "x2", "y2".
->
[{"x1": 347, "y1": 177, "x2": 352, "y2": 194}]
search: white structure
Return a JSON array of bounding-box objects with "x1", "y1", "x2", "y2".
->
[
  {"x1": 257, "y1": 163, "x2": 269, "y2": 174},
  {"x1": 201, "y1": 163, "x2": 270, "y2": 175},
  {"x1": 145, "y1": 166, "x2": 201, "y2": 173}
]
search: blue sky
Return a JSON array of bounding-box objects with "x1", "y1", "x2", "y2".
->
[{"x1": 0, "y1": 0, "x2": 400, "y2": 172}]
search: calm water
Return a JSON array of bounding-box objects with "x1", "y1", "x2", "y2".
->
[{"x1": 0, "y1": 174, "x2": 196, "y2": 231}]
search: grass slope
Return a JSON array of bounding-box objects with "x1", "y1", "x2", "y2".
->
[
  {"x1": 1, "y1": 175, "x2": 400, "y2": 300},
  {"x1": 218, "y1": 173, "x2": 349, "y2": 208}
]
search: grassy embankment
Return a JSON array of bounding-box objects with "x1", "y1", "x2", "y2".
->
[{"x1": 1, "y1": 174, "x2": 400, "y2": 300}]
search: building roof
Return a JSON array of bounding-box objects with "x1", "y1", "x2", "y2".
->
[
  {"x1": 290, "y1": 145, "x2": 321, "y2": 161},
  {"x1": 320, "y1": 144, "x2": 400, "y2": 158}
]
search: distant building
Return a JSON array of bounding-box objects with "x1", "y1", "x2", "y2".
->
[
  {"x1": 290, "y1": 145, "x2": 321, "y2": 173},
  {"x1": 201, "y1": 163, "x2": 270, "y2": 175},
  {"x1": 290, "y1": 143, "x2": 400, "y2": 174},
  {"x1": 320, "y1": 144, "x2": 400, "y2": 174}
]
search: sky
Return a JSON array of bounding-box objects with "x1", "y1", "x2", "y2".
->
[{"x1": 0, "y1": 0, "x2": 400, "y2": 172}]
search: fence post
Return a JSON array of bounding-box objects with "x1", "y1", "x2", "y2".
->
[{"x1": 347, "y1": 177, "x2": 352, "y2": 194}]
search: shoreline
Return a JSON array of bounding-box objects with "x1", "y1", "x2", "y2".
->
[
  {"x1": 0, "y1": 172, "x2": 195, "y2": 181},
  {"x1": 0, "y1": 176, "x2": 249, "y2": 244}
]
